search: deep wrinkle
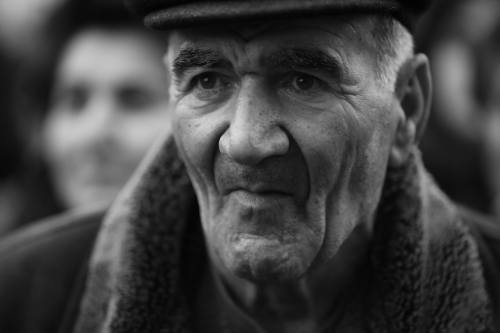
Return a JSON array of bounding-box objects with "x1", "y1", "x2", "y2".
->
[
  {"x1": 265, "y1": 48, "x2": 343, "y2": 81},
  {"x1": 173, "y1": 46, "x2": 347, "y2": 84},
  {"x1": 169, "y1": 15, "x2": 372, "y2": 89}
]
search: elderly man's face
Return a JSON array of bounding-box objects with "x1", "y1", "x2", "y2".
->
[{"x1": 167, "y1": 17, "x2": 402, "y2": 282}]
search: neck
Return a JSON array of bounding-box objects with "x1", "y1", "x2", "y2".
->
[{"x1": 213, "y1": 224, "x2": 371, "y2": 332}]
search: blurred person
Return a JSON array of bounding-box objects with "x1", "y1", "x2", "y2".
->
[
  {"x1": 0, "y1": 0, "x2": 170, "y2": 235},
  {"x1": 429, "y1": 0, "x2": 499, "y2": 141},
  {"x1": 482, "y1": 22, "x2": 500, "y2": 219},
  {"x1": 42, "y1": 17, "x2": 170, "y2": 209},
  {"x1": 419, "y1": 0, "x2": 500, "y2": 213},
  {"x1": 0, "y1": 0, "x2": 64, "y2": 58},
  {"x1": 0, "y1": 0, "x2": 65, "y2": 236}
]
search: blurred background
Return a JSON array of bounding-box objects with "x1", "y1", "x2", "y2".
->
[
  {"x1": 0, "y1": 0, "x2": 500, "y2": 238},
  {"x1": 0, "y1": 0, "x2": 170, "y2": 236}
]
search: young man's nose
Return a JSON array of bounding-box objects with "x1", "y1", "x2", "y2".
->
[
  {"x1": 79, "y1": 95, "x2": 118, "y2": 145},
  {"x1": 219, "y1": 80, "x2": 289, "y2": 165}
]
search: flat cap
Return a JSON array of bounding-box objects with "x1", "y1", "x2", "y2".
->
[{"x1": 124, "y1": 0, "x2": 432, "y2": 32}]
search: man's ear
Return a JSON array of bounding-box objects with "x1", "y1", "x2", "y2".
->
[{"x1": 389, "y1": 54, "x2": 432, "y2": 167}]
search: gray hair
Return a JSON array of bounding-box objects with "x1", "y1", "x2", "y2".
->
[{"x1": 369, "y1": 15, "x2": 415, "y2": 88}]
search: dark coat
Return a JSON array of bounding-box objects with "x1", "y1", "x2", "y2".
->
[
  {"x1": 0, "y1": 208, "x2": 103, "y2": 333},
  {"x1": 1, "y1": 139, "x2": 500, "y2": 332}
]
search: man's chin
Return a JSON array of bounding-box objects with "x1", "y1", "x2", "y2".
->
[{"x1": 224, "y1": 235, "x2": 313, "y2": 282}]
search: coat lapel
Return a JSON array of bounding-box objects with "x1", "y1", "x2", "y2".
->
[{"x1": 75, "y1": 136, "x2": 494, "y2": 332}]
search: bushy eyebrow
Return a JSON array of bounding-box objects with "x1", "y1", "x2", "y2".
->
[
  {"x1": 265, "y1": 48, "x2": 343, "y2": 78},
  {"x1": 172, "y1": 46, "x2": 344, "y2": 81},
  {"x1": 172, "y1": 47, "x2": 232, "y2": 79}
]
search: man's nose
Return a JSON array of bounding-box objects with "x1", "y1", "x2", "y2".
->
[{"x1": 219, "y1": 80, "x2": 289, "y2": 165}]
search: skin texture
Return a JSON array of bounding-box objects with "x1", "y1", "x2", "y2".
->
[
  {"x1": 43, "y1": 28, "x2": 170, "y2": 209},
  {"x1": 166, "y1": 15, "x2": 430, "y2": 331}
]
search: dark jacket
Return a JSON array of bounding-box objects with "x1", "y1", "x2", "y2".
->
[
  {"x1": 0, "y1": 208, "x2": 103, "y2": 333},
  {"x1": 1, "y1": 139, "x2": 500, "y2": 332}
]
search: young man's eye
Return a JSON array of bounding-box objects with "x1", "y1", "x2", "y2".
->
[
  {"x1": 117, "y1": 88, "x2": 154, "y2": 110},
  {"x1": 51, "y1": 86, "x2": 89, "y2": 113}
]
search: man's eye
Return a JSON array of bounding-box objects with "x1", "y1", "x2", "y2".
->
[
  {"x1": 188, "y1": 72, "x2": 234, "y2": 101},
  {"x1": 292, "y1": 74, "x2": 317, "y2": 91},
  {"x1": 196, "y1": 73, "x2": 219, "y2": 90},
  {"x1": 278, "y1": 72, "x2": 331, "y2": 101},
  {"x1": 192, "y1": 72, "x2": 231, "y2": 91},
  {"x1": 289, "y1": 73, "x2": 324, "y2": 93}
]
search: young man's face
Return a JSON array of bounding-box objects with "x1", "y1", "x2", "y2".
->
[
  {"x1": 166, "y1": 16, "x2": 402, "y2": 282},
  {"x1": 44, "y1": 28, "x2": 170, "y2": 209}
]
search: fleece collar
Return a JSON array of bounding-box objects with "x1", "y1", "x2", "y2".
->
[{"x1": 74, "y1": 135, "x2": 493, "y2": 332}]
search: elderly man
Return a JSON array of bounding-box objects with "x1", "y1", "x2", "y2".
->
[{"x1": 1, "y1": 0, "x2": 500, "y2": 332}]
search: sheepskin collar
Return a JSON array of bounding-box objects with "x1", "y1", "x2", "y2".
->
[{"x1": 74, "y1": 137, "x2": 494, "y2": 332}]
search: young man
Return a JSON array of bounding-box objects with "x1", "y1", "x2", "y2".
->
[{"x1": 1, "y1": 1, "x2": 499, "y2": 332}]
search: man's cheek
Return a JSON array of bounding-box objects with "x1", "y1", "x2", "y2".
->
[{"x1": 173, "y1": 119, "x2": 208, "y2": 192}]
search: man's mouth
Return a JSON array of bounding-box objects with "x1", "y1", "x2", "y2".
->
[
  {"x1": 233, "y1": 188, "x2": 291, "y2": 197},
  {"x1": 227, "y1": 188, "x2": 294, "y2": 208},
  {"x1": 223, "y1": 182, "x2": 293, "y2": 196}
]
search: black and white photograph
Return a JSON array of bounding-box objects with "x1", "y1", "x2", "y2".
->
[{"x1": 0, "y1": 0, "x2": 499, "y2": 332}]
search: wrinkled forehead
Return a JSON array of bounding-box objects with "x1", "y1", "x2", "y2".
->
[{"x1": 165, "y1": 15, "x2": 376, "y2": 62}]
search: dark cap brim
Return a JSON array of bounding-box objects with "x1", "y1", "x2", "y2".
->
[{"x1": 141, "y1": 0, "x2": 417, "y2": 31}]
